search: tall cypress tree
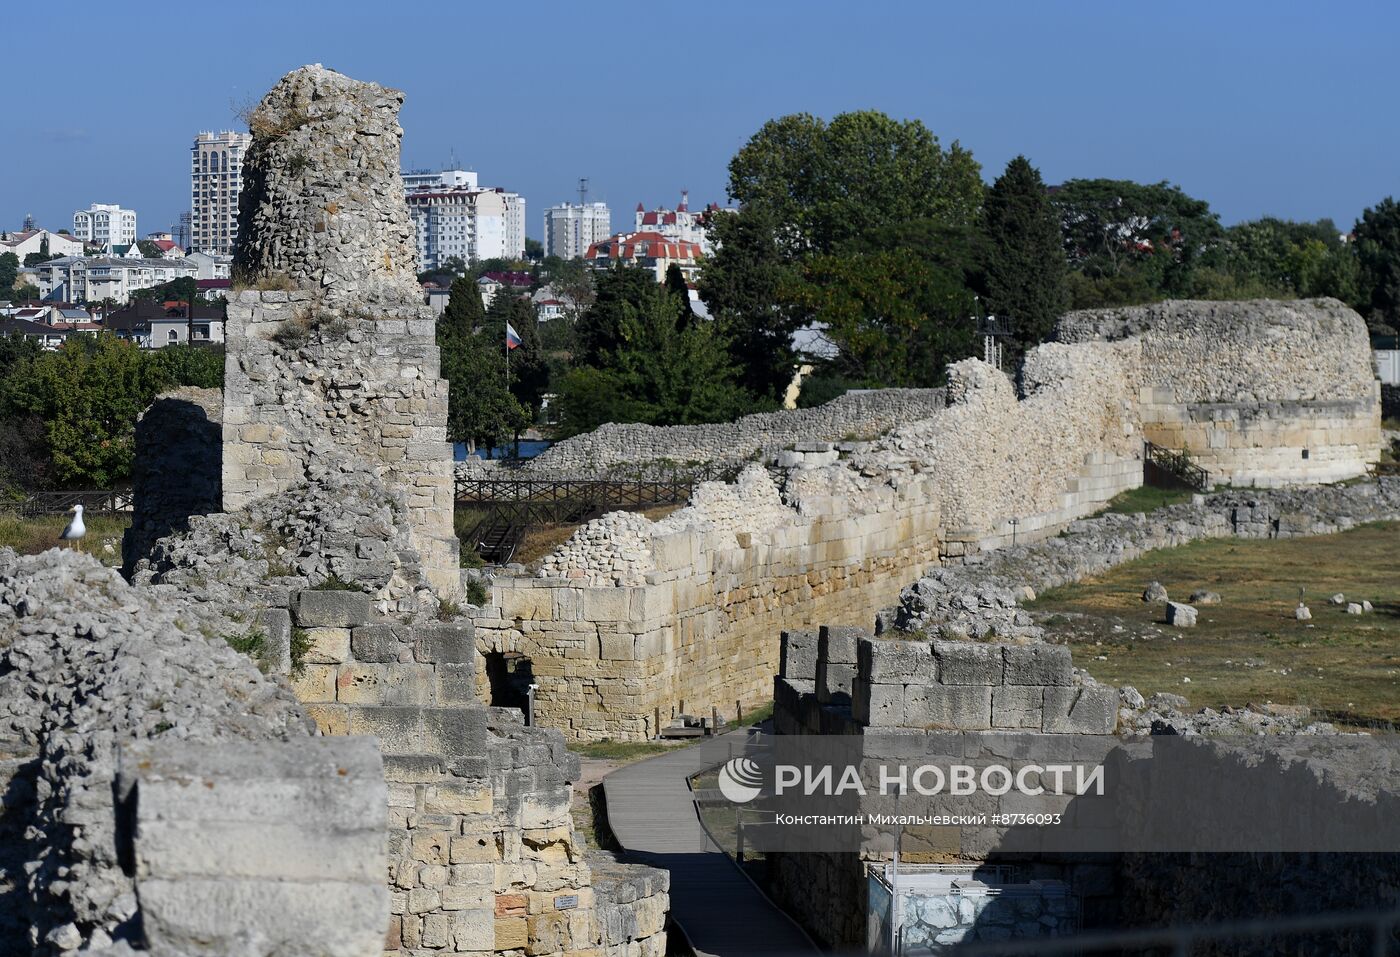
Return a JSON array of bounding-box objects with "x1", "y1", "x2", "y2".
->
[
  {"x1": 984, "y1": 155, "x2": 1068, "y2": 354},
  {"x1": 437, "y1": 275, "x2": 525, "y2": 454}
]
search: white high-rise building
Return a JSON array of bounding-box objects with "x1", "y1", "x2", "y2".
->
[
  {"x1": 191, "y1": 130, "x2": 252, "y2": 255},
  {"x1": 72, "y1": 204, "x2": 137, "y2": 248},
  {"x1": 544, "y1": 203, "x2": 611, "y2": 260},
  {"x1": 402, "y1": 170, "x2": 526, "y2": 269}
]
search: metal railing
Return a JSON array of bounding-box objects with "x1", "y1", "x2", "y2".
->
[
  {"x1": 1144, "y1": 440, "x2": 1211, "y2": 492},
  {"x1": 7, "y1": 488, "x2": 133, "y2": 516}
]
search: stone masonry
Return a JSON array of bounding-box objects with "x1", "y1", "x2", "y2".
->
[{"x1": 222, "y1": 65, "x2": 458, "y2": 596}]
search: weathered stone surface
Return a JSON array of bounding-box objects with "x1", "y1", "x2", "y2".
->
[
  {"x1": 296, "y1": 590, "x2": 372, "y2": 628},
  {"x1": 1166, "y1": 602, "x2": 1198, "y2": 627},
  {"x1": 1142, "y1": 581, "x2": 1169, "y2": 603}
]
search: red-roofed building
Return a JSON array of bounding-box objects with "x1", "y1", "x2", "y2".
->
[
  {"x1": 583, "y1": 231, "x2": 704, "y2": 282},
  {"x1": 631, "y1": 191, "x2": 733, "y2": 256}
]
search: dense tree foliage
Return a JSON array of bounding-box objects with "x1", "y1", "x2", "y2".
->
[
  {"x1": 0, "y1": 335, "x2": 224, "y2": 488},
  {"x1": 700, "y1": 110, "x2": 985, "y2": 399},
  {"x1": 1354, "y1": 198, "x2": 1400, "y2": 333},
  {"x1": 130, "y1": 276, "x2": 199, "y2": 305},
  {"x1": 555, "y1": 269, "x2": 750, "y2": 436},
  {"x1": 983, "y1": 156, "x2": 1068, "y2": 353},
  {"x1": 437, "y1": 278, "x2": 528, "y2": 454}
]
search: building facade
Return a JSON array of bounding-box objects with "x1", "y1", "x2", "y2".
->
[
  {"x1": 633, "y1": 192, "x2": 729, "y2": 256},
  {"x1": 402, "y1": 170, "x2": 527, "y2": 269},
  {"x1": 72, "y1": 205, "x2": 137, "y2": 247},
  {"x1": 191, "y1": 131, "x2": 252, "y2": 255},
  {"x1": 37, "y1": 257, "x2": 198, "y2": 304},
  {"x1": 0, "y1": 229, "x2": 85, "y2": 261},
  {"x1": 583, "y1": 230, "x2": 703, "y2": 282},
  {"x1": 544, "y1": 202, "x2": 611, "y2": 259}
]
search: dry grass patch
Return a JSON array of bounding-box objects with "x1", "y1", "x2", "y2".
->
[
  {"x1": 1030, "y1": 522, "x2": 1400, "y2": 725},
  {"x1": 0, "y1": 512, "x2": 131, "y2": 567}
]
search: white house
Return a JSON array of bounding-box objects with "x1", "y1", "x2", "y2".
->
[
  {"x1": 72, "y1": 204, "x2": 137, "y2": 247},
  {"x1": 0, "y1": 229, "x2": 85, "y2": 262},
  {"x1": 37, "y1": 257, "x2": 198, "y2": 304}
]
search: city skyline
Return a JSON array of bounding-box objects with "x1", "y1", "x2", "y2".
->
[{"x1": 3, "y1": 1, "x2": 1398, "y2": 242}]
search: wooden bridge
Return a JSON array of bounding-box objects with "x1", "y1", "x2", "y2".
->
[{"x1": 8, "y1": 489, "x2": 134, "y2": 516}]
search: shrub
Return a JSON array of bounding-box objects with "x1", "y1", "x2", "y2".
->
[{"x1": 464, "y1": 578, "x2": 489, "y2": 606}]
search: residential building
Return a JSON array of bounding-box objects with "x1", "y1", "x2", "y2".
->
[
  {"x1": 105, "y1": 298, "x2": 225, "y2": 349},
  {"x1": 187, "y1": 251, "x2": 233, "y2": 280},
  {"x1": 632, "y1": 192, "x2": 730, "y2": 256},
  {"x1": 196, "y1": 278, "x2": 232, "y2": 300},
  {"x1": 191, "y1": 131, "x2": 252, "y2": 255},
  {"x1": 72, "y1": 204, "x2": 137, "y2": 247},
  {"x1": 477, "y1": 275, "x2": 502, "y2": 308},
  {"x1": 402, "y1": 169, "x2": 527, "y2": 269},
  {"x1": 583, "y1": 231, "x2": 703, "y2": 282},
  {"x1": 0, "y1": 229, "x2": 85, "y2": 261},
  {"x1": 531, "y1": 284, "x2": 585, "y2": 323},
  {"x1": 37, "y1": 256, "x2": 198, "y2": 304},
  {"x1": 544, "y1": 203, "x2": 610, "y2": 259}
]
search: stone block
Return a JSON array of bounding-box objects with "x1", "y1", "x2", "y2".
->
[
  {"x1": 1166, "y1": 602, "x2": 1197, "y2": 627},
  {"x1": 818, "y1": 624, "x2": 866, "y2": 664},
  {"x1": 779, "y1": 630, "x2": 819, "y2": 681},
  {"x1": 905, "y1": 684, "x2": 992, "y2": 730},
  {"x1": 351, "y1": 622, "x2": 409, "y2": 663},
  {"x1": 256, "y1": 607, "x2": 292, "y2": 674},
  {"x1": 582, "y1": 588, "x2": 633, "y2": 622},
  {"x1": 290, "y1": 664, "x2": 337, "y2": 703},
  {"x1": 303, "y1": 627, "x2": 351, "y2": 665},
  {"x1": 295, "y1": 589, "x2": 371, "y2": 628},
  {"x1": 859, "y1": 639, "x2": 935, "y2": 682},
  {"x1": 1042, "y1": 686, "x2": 1117, "y2": 734},
  {"x1": 1002, "y1": 645, "x2": 1071, "y2": 686},
  {"x1": 496, "y1": 917, "x2": 529, "y2": 950},
  {"x1": 933, "y1": 642, "x2": 1002, "y2": 685},
  {"x1": 852, "y1": 679, "x2": 904, "y2": 727},
  {"x1": 413, "y1": 621, "x2": 476, "y2": 665},
  {"x1": 991, "y1": 685, "x2": 1043, "y2": 729}
]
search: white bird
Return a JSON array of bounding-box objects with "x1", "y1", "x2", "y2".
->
[{"x1": 60, "y1": 504, "x2": 86, "y2": 549}]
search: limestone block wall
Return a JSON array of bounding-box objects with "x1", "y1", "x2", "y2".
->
[
  {"x1": 477, "y1": 470, "x2": 945, "y2": 741},
  {"x1": 222, "y1": 290, "x2": 459, "y2": 595},
  {"x1": 121, "y1": 386, "x2": 223, "y2": 575},
  {"x1": 521, "y1": 387, "x2": 946, "y2": 476},
  {"x1": 1058, "y1": 298, "x2": 1382, "y2": 487}
]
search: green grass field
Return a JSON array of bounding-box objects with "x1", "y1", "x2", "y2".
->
[
  {"x1": 0, "y1": 512, "x2": 131, "y2": 567},
  {"x1": 1030, "y1": 521, "x2": 1400, "y2": 725}
]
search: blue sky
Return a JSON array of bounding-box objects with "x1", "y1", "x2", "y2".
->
[{"x1": 2, "y1": 1, "x2": 1395, "y2": 241}]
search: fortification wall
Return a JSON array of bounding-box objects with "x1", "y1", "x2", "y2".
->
[
  {"x1": 1058, "y1": 298, "x2": 1382, "y2": 487},
  {"x1": 477, "y1": 466, "x2": 944, "y2": 740},
  {"x1": 518, "y1": 387, "x2": 946, "y2": 476},
  {"x1": 220, "y1": 64, "x2": 458, "y2": 596}
]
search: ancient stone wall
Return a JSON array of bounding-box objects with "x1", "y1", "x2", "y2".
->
[
  {"x1": 0, "y1": 548, "x2": 389, "y2": 956},
  {"x1": 121, "y1": 387, "x2": 223, "y2": 575},
  {"x1": 513, "y1": 388, "x2": 946, "y2": 476},
  {"x1": 220, "y1": 64, "x2": 458, "y2": 596},
  {"x1": 1058, "y1": 298, "x2": 1381, "y2": 487},
  {"x1": 477, "y1": 466, "x2": 944, "y2": 740},
  {"x1": 233, "y1": 65, "x2": 422, "y2": 308}
]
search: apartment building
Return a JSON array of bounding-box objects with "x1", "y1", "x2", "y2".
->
[
  {"x1": 191, "y1": 130, "x2": 252, "y2": 255},
  {"x1": 37, "y1": 257, "x2": 198, "y2": 304},
  {"x1": 583, "y1": 231, "x2": 703, "y2": 282},
  {"x1": 544, "y1": 202, "x2": 611, "y2": 260},
  {"x1": 633, "y1": 191, "x2": 729, "y2": 256},
  {"x1": 403, "y1": 169, "x2": 527, "y2": 269},
  {"x1": 72, "y1": 204, "x2": 137, "y2": 247}
]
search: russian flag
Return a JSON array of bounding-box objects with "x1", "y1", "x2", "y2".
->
[{"x1": 505, "y1": 322, "x2": 522, "y2": 350}]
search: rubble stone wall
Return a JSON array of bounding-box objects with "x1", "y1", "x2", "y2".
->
[
  {"x1": 1058, "y1": 298, "x2": 1382, "y2": 487},
  {"x1": 518, "y1": 388, "x2": 946, "y2": 476}
]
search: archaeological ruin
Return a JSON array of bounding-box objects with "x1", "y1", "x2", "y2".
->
[{"x1": 3, "y1": 58, "x2": 1397, "y2": 957}]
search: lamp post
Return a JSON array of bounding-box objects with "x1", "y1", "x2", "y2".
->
[{"x1": 526, "y1": 682, "x2": 539, "y2": 727}]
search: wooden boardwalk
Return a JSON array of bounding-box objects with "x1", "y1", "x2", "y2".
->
[{"x1": 603, "y1": 731, "x2": 819, "y2": 957}]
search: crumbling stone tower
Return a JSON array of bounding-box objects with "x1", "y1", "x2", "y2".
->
[{"x1": 223, "y1": 64, "x2": 460, "y2": 596}]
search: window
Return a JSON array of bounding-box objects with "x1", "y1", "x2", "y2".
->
[{"x1": 167, "y1": 329, "x2": 179, "y2": 343}]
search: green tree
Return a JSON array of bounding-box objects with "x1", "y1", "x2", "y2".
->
[
  {"x1": 524, "y1": 238, "x2": 544, "y2": 260},
  {"x1": 0, "y1": 252, "x2": 18, "y2": 294},
  {"x1": 554, "y1": 283, "x2": 750, "y2": 436},
  {"x1": 576, "y1": 265, "x2": 657, "y2": 366},
  {"x1": 700, "y1": 110, "x2": 984, "y2": 399},
  {"x1": 663, "y1": 263, "x2": 694, "y2": 327},
  {"x1": 437, "y1": 278, "x2": 527, "y2": 454},
  {"x1": 791, "y1": 249, "x2": 978, "y2": 387},
  {"x1": 2, "y1": 334, "x2": 168, "y2": 486},
  {"x1": 1354, "y1": 198, "x2": 1400, "y2": 331},
  {"x1": 486, "y1": 290, "x2": 549, "y2": 418},
  {"x1": 148, "y1": 344, "x2": 225, "y2": 389},
  {"x1": 130, "y1": 276, "x2": 199, "y2": 304},
  {"x1": 1050, "y1": 178, "x2": 1223, "y2": 306},
  {"x1": 983, "y1": 156, "x2": 1068, "y2": 353}
]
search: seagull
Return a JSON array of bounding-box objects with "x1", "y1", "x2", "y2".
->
[{"x1": 60, "y1": 504, "x2": 86, "y2": 550}]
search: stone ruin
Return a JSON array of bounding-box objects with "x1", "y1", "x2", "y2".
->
[
  {"x1": 14, "y1": 65, "x2": 670, "y2": 957},
  {"x1": 480, "y1": 298, "x2": 1384, "y2": 742}
]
